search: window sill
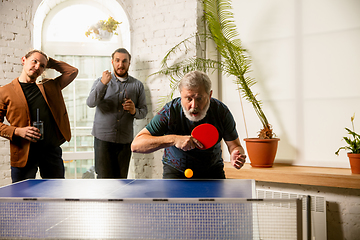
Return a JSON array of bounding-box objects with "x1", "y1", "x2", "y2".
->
[{"x1": 224, "y1": 162, "x2": 360, "y2": 189}]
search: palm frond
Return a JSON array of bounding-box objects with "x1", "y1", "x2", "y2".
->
[
  {"x1": 153, "y1": 57, "x2": 225, "y2": 109},
  {"x1": 152, "y1": 57, "x2": 223, "y2": 78},
  {"x1": 203, "y1": 0, "x2": 270, "y2": 132},
  {"x1": 150, "y1": 0, "x2": 274, "y2": 138},
  {"x1": 159, "y1": 34, "x2": 197, "y2": 70}
]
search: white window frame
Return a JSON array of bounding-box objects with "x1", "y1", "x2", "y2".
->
[{"x1": 34, "y1": 0, "x2": 131, "y2": 163}]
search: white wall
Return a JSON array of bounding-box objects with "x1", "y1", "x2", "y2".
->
[{"x1": 222, "y1": 0, "x2": 360, "y2": 168}]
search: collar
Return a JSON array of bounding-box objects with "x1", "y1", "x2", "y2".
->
[{"x1": 115, "y1": 75, "x2": 129, "y2": 82}]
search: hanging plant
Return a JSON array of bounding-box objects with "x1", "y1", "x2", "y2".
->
[{"x1": 85, "y1": 16, "x2": 122, "y2": 40}]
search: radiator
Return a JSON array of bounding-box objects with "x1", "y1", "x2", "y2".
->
[{"x1": 257, "y1": 189, "x2": 327, "y2": 240}]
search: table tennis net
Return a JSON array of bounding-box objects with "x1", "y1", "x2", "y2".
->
[{"x1": 0, "y1": 198, "x2": 302, "y2": 240}]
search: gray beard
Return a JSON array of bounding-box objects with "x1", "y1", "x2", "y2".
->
[{"x1": 182, "y1": 100, "x2": 210, "y2": 122}]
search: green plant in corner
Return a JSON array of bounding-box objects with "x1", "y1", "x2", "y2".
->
[
  {"x1": 85, "y1": 16, "x2": 121, "y2": 39},
  {"x1": 150, "y1": 0, "x2": 274, "y2": 139},
  {"x1": 335, "y1": 114, "x2": 360, "y2": 155}
]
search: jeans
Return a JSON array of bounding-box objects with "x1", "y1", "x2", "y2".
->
[
  {"x1": 11, "y1": 143, "x2": 64, "y2": 183},
  {"x1": 94, "y1": 137, "x2": 131, "y2": 178}
]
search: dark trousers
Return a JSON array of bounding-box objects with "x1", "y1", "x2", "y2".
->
[
  {"x1": 11, "y1": 143, "x2": 64, "y2": 183},
  {"x1": 94, "y1": 137, "x2": 131, "y2": 179},
  {"x1": 162, "y1": 163, "x2": 226, "y2": 179}
]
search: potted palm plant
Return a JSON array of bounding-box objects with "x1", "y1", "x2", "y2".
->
[
  {"x1": 335, "y1": 114, "x2": 360, "y2": 174},
  {"x1": 151, "y1": 0, "x2": 279, "y2": 167}
]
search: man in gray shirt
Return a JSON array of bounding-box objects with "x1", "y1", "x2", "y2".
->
[{"x1": 86, "y1": 48, "x2": 147, "y2": 178}]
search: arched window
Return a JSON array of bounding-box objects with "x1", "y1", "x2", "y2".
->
[{"x1": 34, "y1": 0, "x2": 130, "y2": 178}]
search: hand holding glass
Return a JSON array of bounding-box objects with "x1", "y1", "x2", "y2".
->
[
  {"x1": 122, "y1": 98, "x2": 130, "y2": 112},
  {"x1": 32, "y1": 121, "x2": 44, "y2": 140}
]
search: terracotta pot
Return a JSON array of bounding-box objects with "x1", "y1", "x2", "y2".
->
[
  {"x1": 347, "y1": 153, "x2": 360, "y2": 174},
  {"x1": 244, "y1": 138, "x2": 280, "y2": 168}
]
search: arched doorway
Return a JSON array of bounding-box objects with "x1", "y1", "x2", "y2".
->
[{"x1": 33, "y1": 0, "x2": 131, "y2": 178}]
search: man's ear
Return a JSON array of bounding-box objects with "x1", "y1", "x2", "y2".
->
[
  {"x1": 209, "y1": 90, "x2": 213, "y2": 98},
  {"x1": 21, "y1": 56, "x2": 26, "y2": 65}
]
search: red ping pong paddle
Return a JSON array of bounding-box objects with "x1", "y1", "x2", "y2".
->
[{"x1": 191, "y1": 123, "x2": 219, "y2": 150}]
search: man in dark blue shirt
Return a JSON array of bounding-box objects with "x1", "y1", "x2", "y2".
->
[{"x1": 131, "y1": 71, "x2": 246, "y2": 179}]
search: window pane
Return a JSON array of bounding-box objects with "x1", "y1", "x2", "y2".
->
[
  {"x1": 75, "y1": 80, "x2": 95, "y2": 127},
  {"x1": 58, "y1": 55, "x2": 74, "y2": 64},
  {"x1": 74, "y1": 56, "x2": 95, "y2": 79},
  {"x1": 52, "y1": 56, "x2": 112, "y2": 166},
  {"x1": 75, "y1": 128, "x2": 93, "y2": 152},
  {"x1": 64, "y1": 159, "x2": 94, "y2": 179},
  {"x1": 94, "y1": 57, "x2": 112, "y2": 76},
  {"x1": 45, "y1": 4, "x2": 116, "y2": 43},
  {"x1": 62, "y1": 138, "x2": 74, "y2": 152},
  {"x1": 63, "y1": 81, "x2": 75, "y2": 127}
]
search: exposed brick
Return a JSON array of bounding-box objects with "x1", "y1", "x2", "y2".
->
[{"x1": 0, "y1": 0, "x2": 198, "y2": 184}]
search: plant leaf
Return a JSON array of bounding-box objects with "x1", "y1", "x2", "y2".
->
[{"x1": 149, "y1": 0, "x2": 273, "y2": 137}]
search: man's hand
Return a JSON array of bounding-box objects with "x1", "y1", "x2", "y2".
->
[
  {"x1": 231, "y1": 149, "x2": 246, "y2": 169},
  {"x1": 122, "y1": 98, "x2": 136, "y2": 115},
  {"x1": 14, "y1": 126, "x2": 41, "y2": 142},
  {"x1": 101, "y1": 70, "x2": 112, "y2": 85},
  {"x1": 131, "y1": 129, "x2": 203, "y2": 154},
  {"x1": 174, "y1": 135, "x2": 203, "y2": 151}
]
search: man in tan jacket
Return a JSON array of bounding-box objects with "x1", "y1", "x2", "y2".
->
[{"x1": 0, "y1": 50, "x2": 78, "y2": 183}]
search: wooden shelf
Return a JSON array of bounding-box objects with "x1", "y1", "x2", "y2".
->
[{"x1": 224, "y1": 162, "x2": 360, "y2": 189}]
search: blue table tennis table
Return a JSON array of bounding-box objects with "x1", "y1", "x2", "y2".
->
[
  {"x1": 0, "y1": 179, "x2": 258, "y2": 239},
  {"x1": 0, "y1": 178, "x2": 255, "y2": 200},
  {"x1": 0, "y1": 179, "x2": 302, "y2": 240}
]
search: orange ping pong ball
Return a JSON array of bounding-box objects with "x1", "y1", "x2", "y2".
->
[{"x1": 184, "y1": 169, "x2": 193, "y2": 178}]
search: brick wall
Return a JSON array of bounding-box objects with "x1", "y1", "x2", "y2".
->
[
  {"x1": 0, "y1": 0, "x2": 34, "y2": 186},
  {"x1": 0, "y1": 0, "x2": 200, "y2": 184},
  {"x1": 128, "y1": 0, "x2": 201, "y2": 179}
]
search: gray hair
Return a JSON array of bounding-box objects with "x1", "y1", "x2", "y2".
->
[{"x1": 179, "y1": 71, "x2": 212, "y2": 94}]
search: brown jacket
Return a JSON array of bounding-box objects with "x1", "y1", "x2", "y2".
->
[{"x1": 0, "y1": 58, "x2": 78, "y2": 167}]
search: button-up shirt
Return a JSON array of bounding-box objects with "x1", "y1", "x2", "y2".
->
[{"x1": 86, "y1": 74, "x2": 147, "y2": 144}]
